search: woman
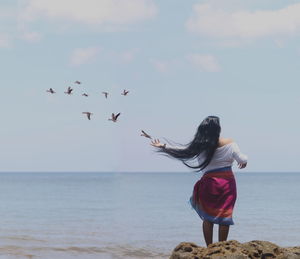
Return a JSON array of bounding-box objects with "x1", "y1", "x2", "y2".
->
[{"x1": 151, "y1": 116, "x2": 247, "y2": 246}]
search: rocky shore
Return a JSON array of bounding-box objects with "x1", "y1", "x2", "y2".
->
[{"x1": 170, "y1": 240, "x2": 300, "y2": 259}]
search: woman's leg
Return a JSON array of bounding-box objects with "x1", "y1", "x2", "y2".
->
[
  {"x1": 202, "y1": 220, "x2": 214, "y2": 246},
  {"x1": 218, "y1": 224, "x2": 229, "y2": 242}
]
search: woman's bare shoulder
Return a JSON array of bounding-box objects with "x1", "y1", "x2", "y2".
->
[{"x1": 219, "y1": 138, "x2": 234, "y2": 147}]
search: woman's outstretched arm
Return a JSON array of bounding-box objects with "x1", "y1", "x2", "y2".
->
[{"x1": 150, "y1": 139, "x2": 166, "y2": 148}]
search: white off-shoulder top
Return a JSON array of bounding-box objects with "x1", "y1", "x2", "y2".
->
[{"x1": 199, "y1": 142, "x2": 248, "y2": 173}]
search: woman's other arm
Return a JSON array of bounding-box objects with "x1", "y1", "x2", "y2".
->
[{"x1": 231, "y1": 142, "x2": 248, "y2": 169}]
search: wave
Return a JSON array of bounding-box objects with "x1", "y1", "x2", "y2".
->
[
  {"x1": 0, "y1": 245, "x2": 170, "y2": 258},
  {"x1": 3, "y1": 235, "x2": 46, "y2": 242}
]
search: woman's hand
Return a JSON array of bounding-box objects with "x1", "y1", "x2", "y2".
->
[
  {"x1": 151, "y1": 139, "x2": 166, "y2": 148},
  {"x1": 238, "y1": 162, "x2": 247, "y2": 169}
]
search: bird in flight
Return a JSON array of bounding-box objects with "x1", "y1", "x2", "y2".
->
[
  {"x1": 46, "y1": 88, "x2": 55, "y2": 94},
  {"x1": 140, "y1": 130, "x2": 152, "y2": 139},
  {"x1": 121, "y1": 89, "x2": 129, "y2": 96},
  {"x1": 74, "y1": 81, "x2": 81, "y2": 85},
  {"x1": 82, "y1": 93, "x2": 89, "y2": 97},
  {"x1": 108, "y1": 113, "x2": 120, "y2": 122},
  {"x1": 64, "y1": 87, "x2": 73, "y2": 95},
  {"x1": 102, "y1": 92, "x2": 109, "y2": 98},
  {"x1": 82, "y1": 112, "x2": 93, "y2": 120}
]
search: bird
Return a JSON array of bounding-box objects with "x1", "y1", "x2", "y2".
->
[
  {"x1": 46, "y1": 88, "x2": 55, "y2": 94},
  {"x1": 140, "y1": 130, "x2": 152, "y2": 139},
  {"x1": 82, "y1": 112, "x2": 93, "y2": 120},
  {"x1": 74, "y1": 81, "x2": 81, "y2": 85},
  {"x1": 64, "y1": 87, "x2": 73, "y2": 95},
  {"x1": 121, "y1": 89, "x2": 129, "y2": 96},
  {"x1": 108, "y1": 113, "x2": 120, "y2": 122},
  {"x1": 102, "y1": 92, "x2": 109, "y2": 98},
  {"x1": 82, "y1": 93, "x2": 89, "y2": 97}
]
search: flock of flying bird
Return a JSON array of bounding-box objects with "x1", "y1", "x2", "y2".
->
[{"x1": 46, "y1": 81, "x2": 153, "y2": 140}]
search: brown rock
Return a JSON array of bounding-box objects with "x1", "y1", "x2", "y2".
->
[{"x1": 170, "y1": 240, "x2": 300, "y2": 259}]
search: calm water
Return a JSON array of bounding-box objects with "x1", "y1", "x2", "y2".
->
[{"x1": 0, "y1": 172, "x2": 299, "y2": 258}]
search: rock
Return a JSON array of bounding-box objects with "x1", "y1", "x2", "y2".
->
[{"x1": 170, "y1": 240, "x2": 300, "y2": 259}]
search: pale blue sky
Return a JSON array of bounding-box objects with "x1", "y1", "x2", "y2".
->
[{"x1": 1, "y1": 0, "x2": 300, "y2": 172}]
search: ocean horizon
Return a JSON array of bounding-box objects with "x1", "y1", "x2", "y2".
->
[
  {"x1": 0, "y1": 171, "x2": 299, "y2": 258},
  {"x1": 1, "y1": 171, "x2": 300, "y2": 173}
]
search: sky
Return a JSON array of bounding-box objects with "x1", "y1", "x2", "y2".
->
[{"x1": 1, "y1": 0, "x2": 300, "y2": 173}]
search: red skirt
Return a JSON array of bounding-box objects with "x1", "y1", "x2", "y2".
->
[{"x1": 190, "y1": 166, "x2": 237, "y2": 225}]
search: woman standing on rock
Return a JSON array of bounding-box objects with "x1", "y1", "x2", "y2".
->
[{"x1": 151, "y1": 116, "x2": 248, "y2": 246}]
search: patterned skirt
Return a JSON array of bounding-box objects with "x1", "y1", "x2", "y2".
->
[{"x1": 190, "y1": 166, "x2": 237, "y2": 225}]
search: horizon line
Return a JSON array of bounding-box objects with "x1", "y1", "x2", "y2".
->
[{"x1": 0, "y1": 171, "x2": 299, "y2": 174}]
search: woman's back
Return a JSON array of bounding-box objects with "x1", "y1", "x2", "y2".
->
[{"x1": 199, "y1": 139, "x2": 248, "y2": 173}]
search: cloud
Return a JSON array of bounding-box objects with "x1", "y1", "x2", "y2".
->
[
  {"x1": 149, "y1": 58, "x2": 180, "y2": 73},
  {"x1": 120, "y1": 49, "x2": 138, "y2": 63},
  {"x1": 22, "y1": 0, "x2": 157, "y2": 27},
  {"x1": 149, "y1": 57, "x2": 183, "y2": 73},
  {"x1": 0, "y1": 6, "x2": 16, "y2": 48},
  {"x1": 0, "y1": 34, "x2": 11, "y2": 48},
  {"x1": 0, "y1": 5, "x2": 42, "y2": 47},
  {"x1": 186, "y1": 3, "x2": 300, "y2": 41},
  {"x1": 20, "y1": 31, "x2": 42, "y2": 43},
  {"x1": 108, "y1": 49, "x2": 139, "y2": 63},
  {"x1": 187, "y1": 54, "x2": 221, "y2": 72},
  {"x1": 70, "y1": 47, "x2": 101, "y2": 66},
  {"x1": 150, "y1": 59, "x2": 170, "y2": 73}
]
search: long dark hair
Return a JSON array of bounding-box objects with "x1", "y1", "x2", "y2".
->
[{"x1": 158, "y1": 116, "x2": 221, "y2": 171}]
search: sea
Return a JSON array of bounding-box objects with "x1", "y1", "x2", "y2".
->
[{"x1": 0, "y1": 171, "x2": 299, "y2": 259}]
